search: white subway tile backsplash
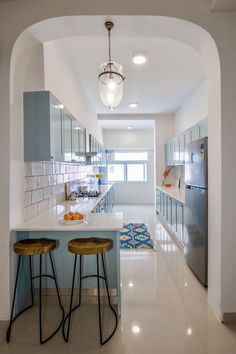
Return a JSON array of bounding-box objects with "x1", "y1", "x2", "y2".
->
[
  {"x1": 38, "y1": 175, "x2": 49, "y2": 188},
  {"x1": 25, "y1": 176, "x2": 38, "y2": 191},
  {"x1": 31, "y1": 162, "x2": 45, "y2": 176},
  {"x1": 53, "y1": 162, "x2": 60, "y2": 175},
  {"x1": 60, "y1": 164, "x2": 66, "y2": 174},
  {"x1": 59, "y1": 184, "x2": 65, "y2": 193},
  {"x1": 53, "y1": 184, "x2": 60, "y2": 195},
  {"x1": 48, "y1": 196, "x2": 56, "y2": 209},
  {"x1": 24, "y1": 204, "x2": 38, "y2": 221},
  {"x1": 32, "y1": 188, "x2": 44, "y2": 204},
  {"x1": 48, "y1": 175, "x2": 57, "y2": 186},
  {"x1": 24, "y1": 161, "x2": 98, "y2": 222},
  {"x1": 57, "y1": 175, "x2": 64, "y2": 184},
  {"x1": 44, "y1": 162, "x2": 53, "y2": 175},
  {"x1": 38, "y1": 199, "x2": 49, "y2": 214},
  {"x1": 25, "y1": 163, "x2": 32, "y2": 177},
  {"x1": 44, "y1": 186, "x2": 54, "y2": 199},
  {"x1": 24, "y1": 191, "x2": 31, "y2": 207}
]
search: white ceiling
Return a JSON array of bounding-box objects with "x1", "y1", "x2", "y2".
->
[
  {"x1": 100, "y1": 119, "x2": 155, "y2": 130},
  {"x1": 211, "y1": 0, "x2": 236, "y2": 11},
  {"x1": 43, "y1": 36, "x2": 205, "y2": 115},
  {"x1": 28, "y1": 16, "x2": 207, "y2": 116}
]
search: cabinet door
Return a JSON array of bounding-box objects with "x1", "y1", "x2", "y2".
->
[
  {"x1": 164, "y1": 142, "x2": 170, "y2": 166},
  {"x1": 177, "y1": 202, "x2": 184, "y2": 244},
  {"x1": 156, "y1": 189, "x2": 161, "y2": 214},
  {"x1": 167, "y1": 196, "x2": 172, "y2": 225},
  {"x1": 160, "y1": 192, "x2": 164, "y2": 215},
  {"x1": 198, "y1": 118, "x2": 208, "y2": 138},
  {"x1": 171, "y1": 198, "x2": 177, "y2": 232},
  {"x1": 50, "y1": 98, "x2": 62, "y2": 161},
  {"x1": 179, "y1": 134, "x2": 185, "y2": 164},
  {"x1": 71, "y1": 119, "x2": 79, "y2": 162},
  {"x1": 191, "y1": 124, "x2": 199, "y2": 142},
  {"x1": 173, "y1": 137, "x2": 180, "y2": 164},
  {"x1": 169, "y1": 140, "x2": 174, "y2": 165},
  {"x1": 62, "y1": 111, "x2": 72, "y2": 162},
  {"x1": 78, "y1": 126, "x2": 86, "y2": 164}
]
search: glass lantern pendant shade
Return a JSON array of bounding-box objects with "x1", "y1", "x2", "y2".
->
[{"x1": 98, "y1": 21, "x2": 125, "y2": 110}]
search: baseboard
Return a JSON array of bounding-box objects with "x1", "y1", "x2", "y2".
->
[{"x1": 222, "y1": 312, "x2": 236, "y2": 324}]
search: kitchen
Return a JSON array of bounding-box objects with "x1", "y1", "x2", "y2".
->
[{"x1": 0, "y1": 7, "x2": 236, "y2": 354}]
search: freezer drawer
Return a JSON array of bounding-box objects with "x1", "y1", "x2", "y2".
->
[{"x1": 184, "y1": 186, "x2": 208, "y2": 286}]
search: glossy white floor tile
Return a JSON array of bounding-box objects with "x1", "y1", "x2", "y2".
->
[{"x1": 1, "y1": 204, "x2": 236, "y2": 354}]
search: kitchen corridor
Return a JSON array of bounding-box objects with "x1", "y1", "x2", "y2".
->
[{"x1": 1, "y1": 205, "x2": 236, "y2": 354}]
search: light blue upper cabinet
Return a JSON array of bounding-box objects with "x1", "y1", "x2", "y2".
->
[
  {"x1": 24, "y1": 91, "x2": 63, "y2": 162},
  {"x1": 164, "y1": 118, "x2": 208, "y2": 167},
  {"x1": 62, "y1": 109, "x2": 72, "y2": 162},
  {"x1": 198, "y1": 117, "x2": 208, "y2": 139},
  {"x1": 50, "y1": 98, "x2": 63, "y2": 161},
  {"x1": 24, "y1": 91, "x2": 87, "y2": 163},
  {"x1": 173, "y1": 136, "x2": 180, "y2": 164}
]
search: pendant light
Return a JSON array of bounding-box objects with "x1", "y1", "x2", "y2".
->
[{"x1": 98, "y1": 21, "x2": 125, "y2": 110}]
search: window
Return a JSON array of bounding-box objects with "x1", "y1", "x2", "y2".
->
[
  {"x1": 127, "y1": 163, "x2": 147, "y2": 182},
  {"x1": 107, "y1": 150, "x2": 148, "y2": 183},
  {"x1": 107, "y1": 164, "x2": 125, "y2": 182}
]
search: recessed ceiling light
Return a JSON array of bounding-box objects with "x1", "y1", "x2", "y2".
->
[
  {"x1": 133, "y1": 53, "x2": 147, "y2": 65},
  {"x1": 128, "y1": 282, "x2": 134, "y2": 287},
  {"x1": 132, "y1": 325, "x2": 141, "y2": 334},
  {"x1": 127, "y1": 126, "x2": 132, "y2": 130},
  {"x1": 128, "y1": 102, "x2": 138, "y2": 108},
  {"x1": 74, "y1": 126, "x2": 82, "y2": 130},
  {"x1": 58, "y1": 104, "x2": 64, "y2": 109}
]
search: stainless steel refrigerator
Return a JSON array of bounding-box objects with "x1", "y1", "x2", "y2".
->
[{"x1": 184, "y1": 137, "x2": 208, "y2": 286}]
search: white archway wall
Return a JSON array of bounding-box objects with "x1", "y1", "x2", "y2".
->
[
  {"x1": 0, "y1": 3, "x2": 235, "y2": 322},
  {"x1": 43, "y1": 40, "x2": 103, "y2": 144}
]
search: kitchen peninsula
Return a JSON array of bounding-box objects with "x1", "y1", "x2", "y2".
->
[{"x1": 11, "y1": 190, "x2": 123, "y2": 316}]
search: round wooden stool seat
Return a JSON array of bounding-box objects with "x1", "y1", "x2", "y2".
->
[
  {"x1": 68, "y1": 237, "x2": 113, "y2": 255},
  {"x1": 14, "y1": 238, "x2": 56, "y2": 256}
]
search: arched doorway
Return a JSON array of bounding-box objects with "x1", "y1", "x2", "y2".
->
[{"x1": 8, "y1": 16, "x2": 221, "y2": 321}]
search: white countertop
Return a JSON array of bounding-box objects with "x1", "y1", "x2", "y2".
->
[
  {"x1": 13, "y1": 184, "x2": 123, "y2": 232},
  {"x1": 156, "y1": 186, "x2": 185, "y2": 204}
]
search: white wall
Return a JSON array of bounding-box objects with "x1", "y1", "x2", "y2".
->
[
  {"x1": 155, "y1": 114, "x2": 175, "y2": 185},
  {"x1": 103, "y1": 129, "x2": 154, "y2": 204},
  {"x1": 174, "y1": 80, "x2": 207, "y2": 135},
  {"x1": 103, "y1": 129, "x2": 154, "y2": 150},
  {"x1": 43, "y1": 40, "x2": 102, "y2": 145}
]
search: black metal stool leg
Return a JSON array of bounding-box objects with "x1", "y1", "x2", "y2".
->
[
  {"x1": 6, "y1": 255, "x2": 22, "y2": 342},
  {"x1": 49, "y1": 252, "x2": 64, "y2": 316},
  {"x1": 29, "y1": 256, "x2": 34, "y2": 306},
  {"x1": 101, "y1": 252, "x2": 118, "y2": 345},
  {"x1": 37, "y1": 252, "x2": 65, "y2": 345},
  {"x1": 96, "y1": 254, "x2": 103, "y2": 345},
  {"x1": 62, "y1": 254, "x2": 78, "y2": 342},
  {"x1": 39, "y1": 254, "x2": 43, "y2": 344},
  {"x1": 78, "y1": 255, "x2": 83, "y2": 306}
]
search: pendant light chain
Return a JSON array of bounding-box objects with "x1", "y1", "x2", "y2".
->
[{"x1": 108, "y1": 27, "x2": 111, "y2": 62}]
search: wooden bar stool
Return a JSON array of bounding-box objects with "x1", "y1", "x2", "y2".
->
[
  {"x1": 62, "y1": 237, "x2": 118, "y2": 345},
  {"x1": 7, "y1": 238, "x2": 65, "y2": 344}
]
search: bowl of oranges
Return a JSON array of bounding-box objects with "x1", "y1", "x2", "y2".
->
[{"x1": 60, "y1": 211, "x2": 85, "y2": 224}]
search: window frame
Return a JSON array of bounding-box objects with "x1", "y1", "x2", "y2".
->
[{"x1": 106, "y1": 150, "x2": 149, "y2": 183}]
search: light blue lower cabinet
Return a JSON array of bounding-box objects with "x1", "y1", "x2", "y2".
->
[
  {"x1": 156, "y1": 189, "x2": 161, "y2": 214},
  {"x1": 167, "y1": 196, "x2": 172, "y2": 226},
  {"x1": 176, "y1": 202, "x2": 185, "y2": 244},
  {"x1": 156, "y1": 188, "x2": 185, "y2": 246},
  {"x1": 171, "y1": 199, "x2": 177, "y2": 233}
]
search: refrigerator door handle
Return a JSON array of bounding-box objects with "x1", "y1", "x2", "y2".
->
[{"x1": 191, "y1": 153, "x2": 194, "y2": 163}]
